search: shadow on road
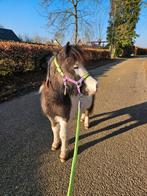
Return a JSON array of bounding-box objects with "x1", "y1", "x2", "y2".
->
[{"x1": 69, "y1": 102, "x2": 147, "y2": 157}]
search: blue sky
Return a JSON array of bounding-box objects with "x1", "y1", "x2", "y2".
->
[{"x1": 0, "y1": 0, "x2": 147, "y2": 47}]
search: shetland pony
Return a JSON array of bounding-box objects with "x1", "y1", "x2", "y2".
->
[{"x1": 39, "y1": 42, "x2": 97, "y2": 162}]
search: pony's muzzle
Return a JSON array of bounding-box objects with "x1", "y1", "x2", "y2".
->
[{"x1": 85, "y1": 76, "x2": 98, "y2": 95}]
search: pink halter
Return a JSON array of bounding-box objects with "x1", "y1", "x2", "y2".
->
[{"x1": 63, "y1": 74, "x2": 89, "y2": 95}]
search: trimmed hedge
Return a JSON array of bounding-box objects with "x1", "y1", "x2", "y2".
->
[
  {"x1": 0, "y1": 41, "x2": 59, "y2": 76},
  {"x1": 0, "y1": 41, "x2": 110, "y2": 77}
]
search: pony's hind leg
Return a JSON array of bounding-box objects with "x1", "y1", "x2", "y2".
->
[
  {"x1": 80, "y1": 113, "x2": 85, "y2": 122},
  {"x1": 84, "y1": 110, "x2": 89, "y2": 129},
  {"x1": 80, "y1": 110, "x2": 90, "y2": 129},
  {"x1": 48, "y1": 116, "x2": 61, "y2": 151},
  {"x1": 82, "y1": 95, "x2": 95, "y2": 129}
]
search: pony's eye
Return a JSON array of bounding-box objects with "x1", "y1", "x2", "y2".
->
[{"x1": 74, "y1": 66, "x2": 79, "y2": 69}]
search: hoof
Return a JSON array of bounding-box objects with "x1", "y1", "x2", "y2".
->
[
  {"x1": 51, "y1": 146, "x2": 57, "y2": 151},
  {"x1": 84, "y1": 125, "x2": 89, "y2": 130},
  {"x1": 59, "y1": 151, "x2": 69, "y2": 163},
  {"x1": 60, "y1": 157, "x2": 66, "y2": 163},
  {"x1": 51, "y1": 143, "x2": 61, "y2": 151}
]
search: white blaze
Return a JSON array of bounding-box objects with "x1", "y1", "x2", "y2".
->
[{"x1": 74, "y1": 63, "x2": 97, "y2": 95}]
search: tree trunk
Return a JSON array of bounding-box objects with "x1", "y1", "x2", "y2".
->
[
  {"x1": 73, "y1": 1, "x2": 78, "y2": 44},
  {"x1": 110, "y1": 45, "x2": 116, "y2": 58}
]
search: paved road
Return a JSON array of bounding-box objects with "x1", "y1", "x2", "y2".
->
[{"x1": 0, "y1": 57, "x2": 147, "y2": 196}]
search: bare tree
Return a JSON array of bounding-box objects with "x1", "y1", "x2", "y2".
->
[{"x1": 41, "y1": 0, "x2": 99, "y2": 44}]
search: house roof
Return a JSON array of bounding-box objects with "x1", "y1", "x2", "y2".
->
[{"x1": 0, "y1": 28, "x2": 20, "y2": 41}]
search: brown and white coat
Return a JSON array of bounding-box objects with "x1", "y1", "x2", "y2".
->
[{"x1": 39, "y1": 43, "x2": 97, "y2": 162}]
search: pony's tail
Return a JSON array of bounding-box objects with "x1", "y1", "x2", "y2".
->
[
  {"x1": 39, "y1": 79, "x2": 50, "y2": 94},
  {"x1": 39, "y1": 82, "x2": 45, "y2": 94}
]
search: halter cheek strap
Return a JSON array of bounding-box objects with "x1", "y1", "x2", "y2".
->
[
  {"x1": 54, "y1": 57, "x2": 64, "y2": 77},
  {"x1": 54, "y1": 57, "x2": 89, "y2": 95}
]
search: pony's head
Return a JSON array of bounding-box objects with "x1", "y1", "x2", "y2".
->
[{"x1": 47, "y1": 42, "x2": 97, "y2": 95}]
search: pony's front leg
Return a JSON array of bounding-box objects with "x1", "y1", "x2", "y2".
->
[
  {"x1": 51, "y1": 123, "x2": 61, "y2": 151},
  {"x1": 48, "y1": 116, "x2": 60, "y2": 151},
  {"x1": 58, "y1": 118, "x2": 69, "y2": 162}
]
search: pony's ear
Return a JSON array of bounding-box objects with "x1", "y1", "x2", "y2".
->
[
  {"x1": 65, "y1": 42, "x2": 71, "y2": 57},
  {"x1": 55, "y1": 39, "x2": 62, "y2": 49}
]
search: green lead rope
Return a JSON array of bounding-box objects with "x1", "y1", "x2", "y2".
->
[{"x1": 67, "y1": 100, "x2": 81, "y2": 196}]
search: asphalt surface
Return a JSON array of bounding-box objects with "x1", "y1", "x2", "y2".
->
[{"x1": 0, "y1": 57, "x2": 147, "y2": 196}]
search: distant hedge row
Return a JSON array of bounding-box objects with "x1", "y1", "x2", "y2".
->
[
  {"x1": 134, "y1": 47, "x2": 147, "y2": 55},
  {"x1": 0, "y1": 41, "x2": 110, "y2": 77},
  {"x1": 82, "y1": 47, "x2": 110, "y2": 60}
]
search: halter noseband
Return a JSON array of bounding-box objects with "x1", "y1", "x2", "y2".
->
[{"x1": 54, "y1": 57, "x2": 89, "y2": 95}]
